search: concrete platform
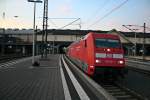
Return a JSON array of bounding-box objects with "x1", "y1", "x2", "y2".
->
[
  {"x1": 127, "y1": 56, "x2": 150, "y2": 61},
  {"x1": 0, "y1": 54, "x2": 117, "y2": 100},
  {"x1": 0, "y1": 55, "x2": 65, "y2": 100},
  {"x1": 126, "y1": 56, "x2": 150, "y2": 72}
]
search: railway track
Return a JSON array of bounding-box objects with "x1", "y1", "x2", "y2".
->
[
  {"x1": 126, "y1": 57, "x2": 150, "y2": 63},
  {"x1": 64, "y1": 55, "x2": 148, "y2": 100},
  {"x1": 0, "y1": 54, "x2": 31, "y2": 63},
  {"x1": 96, "y1": 80, "x2": 147, "y2": 100}
]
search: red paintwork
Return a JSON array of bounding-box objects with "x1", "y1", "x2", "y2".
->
[{"x1": 67, "y1": 32, "x2": 125, "y2": 76}]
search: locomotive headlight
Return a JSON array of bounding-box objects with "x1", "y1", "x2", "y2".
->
[
  {"x1": 95, "y1": 59, "x2": 101, "y2": 63},
  {"x1": 118, "y1": 60, "x2": 124, "y2": 64},
  {"x1": 107, "y1": 48, "x2": 111, "y2": 52}
]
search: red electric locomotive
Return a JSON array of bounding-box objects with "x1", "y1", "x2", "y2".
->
[{"x1": 67, "y1": 32, "x2": 126, "y2": 77}]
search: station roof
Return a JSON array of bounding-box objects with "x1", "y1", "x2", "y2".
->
[
  {"x1": 44, "y1": 29, "x2": 108, "y2": 35},
  {"x1": 0, "y1": 28, "x2": 150, "y2": 38},
  {"x1": 0, "y1": 28, "x2": 34, "y2": 34}
]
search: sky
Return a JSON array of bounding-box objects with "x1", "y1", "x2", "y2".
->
[{"x1": 0, "y1": 0, "x2": 150, "y2": 32}]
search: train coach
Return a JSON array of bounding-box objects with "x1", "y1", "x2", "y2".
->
[{"x1": 67, "y1": 32, "x2": 126, "y2": 77}]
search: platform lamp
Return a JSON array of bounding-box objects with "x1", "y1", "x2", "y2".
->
[
  {"x1": 122, "y1": 25, "x2": 139, "y2": 57},
  {"x1": 28, "y1": 0, "x2": 42, "y2": 66},
  {"x1": 123, "y1": 23, "x2": 147, "y2": 60}
]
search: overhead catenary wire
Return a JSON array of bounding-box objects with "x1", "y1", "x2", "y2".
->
[
  {"x1": 48, "y1": 18, "x2": 81, "y2": 29},
  {"x1": 38, "y1": 17, "x2": 78, "y2": 19},
  {"x1": 49, "y1": 19, "x2": 58, "y2": 28},
  {"x1": 60, "y1": 18, "x2": 81, "y2": 29},
  {"x1": 86, "y1": 0, "x2": 111, "y2": 24},
  {"x1": 87, "y1": 0, "x2": 129, "y2": 29},
  {"x1": 38, "y1": 17, "x2": 81, "y2": 29}
]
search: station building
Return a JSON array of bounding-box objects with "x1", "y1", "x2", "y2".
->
[{"x1": 0, "y1": 28, "x2": 150, "y2": 56}]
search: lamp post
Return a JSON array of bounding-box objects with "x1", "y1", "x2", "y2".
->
[
  {"x1": 1, "y1": 12, "x2": 5, "y2": 56},
  {"x1": 133, "y1": 29, "x2": 138, "y2": 57},
  {"x1": 122, "y1": 25, "x2": 139, "y2": 56},
  {"x1": 28, "y1": 0, "x2": 42, "y2": 66},
  {"x1": 122, "y1": 24, "x2": 149, "y2": 60},
  {"x1": 142, "y1": 23, "x2": 146, "y2": 60}
]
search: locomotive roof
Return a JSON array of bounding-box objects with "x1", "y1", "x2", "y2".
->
[{"x1": 87, "y1": 32, "x2": 120, "y2": 39}]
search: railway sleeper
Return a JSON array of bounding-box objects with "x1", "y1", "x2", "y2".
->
[
  {"x1": 105, "y1": 86, "x2": 119, "y2": 89},
  {"x1": 109, "y1": 91, "x2": 126, "y2": 95},
  {"x1": 115, "y1": 95, "x2": 132, "y2": 98},
  {"x1": 107, "y1": 89, "x2": 122, "y2": 92}
]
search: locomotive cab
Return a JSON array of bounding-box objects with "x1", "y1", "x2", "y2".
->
[
  {"x1": 67, "y1": 32, "x2": 126, "y2": 77},
  {"x1": 94, "y1": 37, "x2": 125, "y2": 67},
  {"x1": 85, "y1": 33, "x2": 125, "y2": 76},
  {"x1": 93, "y1": 34, "x2": 125, "y2": 76}
]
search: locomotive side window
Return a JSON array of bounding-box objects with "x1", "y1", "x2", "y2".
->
[
  {"x1": 84, "y1": 40, "x2": 87, "y2": 47},
  {"x1": 95, "y1": 38, "x2": 121, "y2": 48}
]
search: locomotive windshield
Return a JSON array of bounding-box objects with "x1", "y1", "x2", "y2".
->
[{"x1": 95, "y1": 38, "x2": 121, "y2": 48}]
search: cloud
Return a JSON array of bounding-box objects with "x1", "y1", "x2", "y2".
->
[
  {"x1": 87, "y1": 18, "x2": 124, "y2": 31},
  {"x1": 0, "y1": 19, "x2": 32, "y2": 29},
  {"x1": 49, "y1": 2, "x2": 73, "y2": 17},
  {"x1": 58, "y1": 4, "x2": 72, "y2": 15}
]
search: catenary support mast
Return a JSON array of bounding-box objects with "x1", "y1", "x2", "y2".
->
[{"x1": 42, "y1": 0, "x2": 48, "y2": 58}]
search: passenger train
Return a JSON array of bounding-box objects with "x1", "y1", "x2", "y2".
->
[{"x1": 67, "y1": 32, "x2": 126, "y2": 77}]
